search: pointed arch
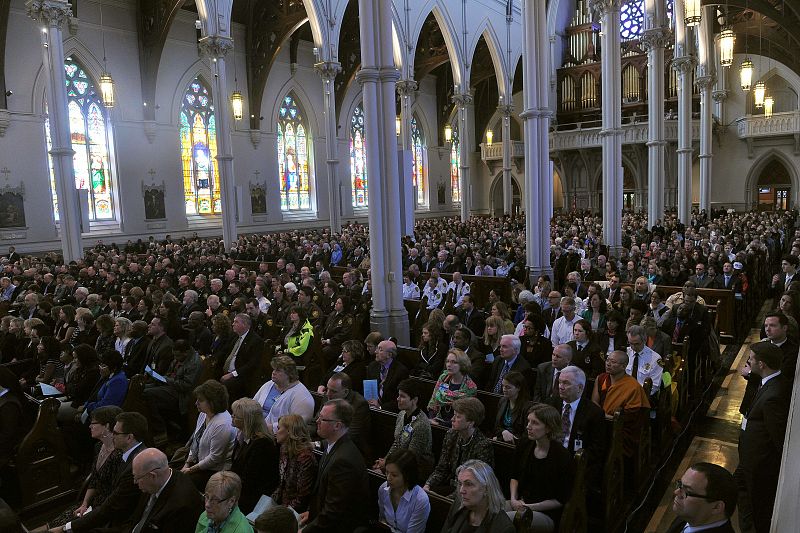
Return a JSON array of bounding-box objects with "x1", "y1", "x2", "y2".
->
[
  {"x1": 298, "y1": 0, "x2": 328, "y2": 57},
  {"x1": 277, "y1": 91, "x2": 314, "y2": 212},
  {"x1": 349, "y1": 101, "x2": 368, "y2": 208},
  {"x1": 411, "y1": 2, "x2": 465, "y2": 87},
  {"x1": 745, "y1": 149, "x2": 800, "y2": 208},
  {"x1": 266, "y1": 79, "x2": 321, "y2": 137},
  {"x1": 170, "y1": 61, "x2": 215, "y2": 127},
  {"x1": 411, "y1": 113, "x2": 428, "y2": 207},
  {"x1": 468, "y1": 21, "x2": 509, "y2": 96}
]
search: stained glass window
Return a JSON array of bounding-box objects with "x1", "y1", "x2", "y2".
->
[
  {"x1": 179, "y1": 78, "x2": 221, "y2": 215},
  {"x1": 620, "y1": 0, "x2": 644, "y2": 40},
  {"x1": 277, "y1": 93, "x2": 312, "y2": 211},
  {"x1": 349, "y1": 103, "x2": 368, "y2": 208},
  {"x1": 411, "y1": 116, "x2": 427, "y2": 207},
  {"x1": 450, "y1": 126, "x2": 461, "y2": 204},
  {"x1": 44, "y1": 59, "x2": 114, "y2": 221}
]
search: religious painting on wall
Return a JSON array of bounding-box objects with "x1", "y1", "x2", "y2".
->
[
  {"x1": 250, "y1": 184, "x2": 267, "y2": 214},
  {"x1": 0, "y1": 190, "x2": 26, "y2": 228},
  {"x1": 143, "y1": 188, "x2": 166, "y2": 220},
  {"x1": 437, "y1": 180, "x2": 446, "y2": 205}
]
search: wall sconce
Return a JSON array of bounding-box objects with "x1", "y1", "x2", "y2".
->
[
  {"x1": 486, "y1": 129, "x2": 494, "y2": 146},
  {"x1": 444, "y1": 124, "x2": 452, "y2": 143},
  {"x1": 396, "y1": 116, "x2": 401, "y2": 137},
  {"x1": 764, "y1": 95, "x2": 774, "y2": 118},
  {"x1": 230, "y1": 91, "x2": 244, "y2": 120}
]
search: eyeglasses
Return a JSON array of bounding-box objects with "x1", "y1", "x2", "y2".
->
[
  {"x1": 674, "y1": 480, "x2": 712, "y2": 500},
  {"x1": 316, "y1": 417, "x2": 341, "y2": 424},
  {"x1": 111, "y1": 429, "x2": 131, "y2": 436},
  {"x1": 203, "y1": 493, "x2": 232, "y2": 505}
]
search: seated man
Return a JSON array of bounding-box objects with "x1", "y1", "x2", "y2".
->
[
  {"x1": 142, "y1": 339, "x2": 203, "y2": 440},
  {"x1": 625, "y1": 325, "x2": 663, "y2": 398},
  {"x1": 322, "y1": 372, "x2": 372, "y2": 460},
  {"x1": 365, "y1": 340, "x2": 409, "y2": 412}
]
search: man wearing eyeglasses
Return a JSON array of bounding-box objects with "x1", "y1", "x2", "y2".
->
[
  {"x1": 667, "y1": 462, "x2": 737, "y2": 533},
  {"x1": 52, "y1": 412, "x2": 148, "y2": 533},
  {"x1": 127, "y1": 448, "x2": 203, "y2": 533}
]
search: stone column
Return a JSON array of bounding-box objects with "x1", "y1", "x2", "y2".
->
[
  {"x1": 672, "y1": 0, "x2": 695, "y2": 225},
  {"x1": 397, "y1": 79, "x2": 417, "y2": 235},
  {"x1": 356, "y1": 0, "x2": 408, "y2": 343},
  {"x1": 591, "y1": 0, "x2": 623, "y2": 255},
  {"x1": 453, "y1": 92, "x2": 473, "y2": 222},
  {"x1": 27, "y1": 0, "x2": 82, "y2": 262},
  {"x1": 713, "y1": 37, "x2": 729, "y2": 122},
  {"x1": 314, "y1": 61, "x2": 342, "y2": 234},
  {"x1": 521, "y1": 0, "x2": 552, "y2": 279},
  {"x1": 696, "y1": 6, "x2": 715, "y2": 215},
  {"x1": 641, "y1": 24, "x2": 669, "y2": 227},
  {"x1": 199, "y1": 36, "x2": 237, "y2": 251},
  {"x1": 499, "y1": 103, "x2": 514, "y2": 215}
]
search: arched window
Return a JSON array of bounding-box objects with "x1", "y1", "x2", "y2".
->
[
  {"x1": 411, "y1": 116, "x2": 427, "y2": 207},
  {"x1": 620, "y1": 0, "x2": 644, "y2": 40},
  {"x1": 349, "y1": 103, "x2": 368, "y2": 208},
  {"x1": 44, "y1": 59, "x2": 115, "y2": 221},
  {"x1": 450, "y1": 126, "x2": 461, "y2": 204},
  {"x1": 277, "y1": 93, "x2": 312, "y2": 211},
  {"x1": 179, "y1": 77, "x2": 220, "y2": 215}
]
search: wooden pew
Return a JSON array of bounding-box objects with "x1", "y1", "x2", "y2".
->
[
  {"x1": 654, "y1": 285, "x2": 735, "y2": 339},
  {"x1": 122, "y1": 374, "x2": 149, "y2": 417},
  {"x1": 602, "y1": 411, "x2": 625, "y2": 533},
  {"x1": 14, "y1": 397, "x2": 76, "y2": 513},
  {"x1": 396, "y1": 345, "x2": 421, "y2": 371},
  {"x1": 558, "y1": 449, "x2": 588, "y2": 533}
]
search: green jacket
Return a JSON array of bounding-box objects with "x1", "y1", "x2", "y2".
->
[
  {"x1": 195, "y1": 507, "x2": 253, "y2": 533},
  {"x1": 287, "y1": 319, "x2": 314, "y2": 358}
]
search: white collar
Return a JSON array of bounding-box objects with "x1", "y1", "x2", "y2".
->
[{"x1": 122, "y1": 441, "x2": 142, "y2": 462}]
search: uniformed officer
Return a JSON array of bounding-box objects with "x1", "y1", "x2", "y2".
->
[
  {"x1": 625, "y1": 324, "x2": 664, "y2": 397},
  {"x1": 321, "y1": 295, "x2": 354, "y2": 367}
]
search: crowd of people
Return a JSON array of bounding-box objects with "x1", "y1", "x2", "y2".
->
[{"x1": 0, "y1": 206, "x2": 795, "y2": 532}]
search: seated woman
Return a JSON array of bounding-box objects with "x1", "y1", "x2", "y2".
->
[
  {"x1": 372, "y1": 379, "x2": 434, "y2": 473},
  {"x1": 34, "y1": 335, "x2": 65, "y2": 387},
  {"x1": 93, "y1": 315, "x2": 117, "y2": 357},
  {"x1": 598, "y1": 310, "x2": 628, "y2": 354},
  {"x1": 441, "y1": 459, "x2": 514, "y2": 533},
  {"x1": 253, "y1": 355, "x2": 315, "y2": 433},
  {"x1": 57, "y1": 344, "x2": 100, "y2": 423},
  {"x1": 196, "y1": 471, "x2": 254, "y2": 533},
  {"x1": 317, "y1": 340, "x2": 366, "y2": 395},
  {"x1": 182, "y1": 379, "x2": 235, "y2": 491},
  {"x1": 427, "y1": 349, "x2": 478, "y2": 427},
  {"x1": 230, "y1": 398, "x2": 280, "y2": 515},
  {"x1": 272, "y1": 414, "x2": 317, "y2": 513},
  {"x1": 489, "y1": 302, "x2": 515, "y2": 335},
  {"x1": 54, "y1": 304, "x2": 77, "y2": 348},
  {"x1": 424, "y1": 397, "x2": 493, "y2": 497},
  {"x1": 278, "y1": 305, "x2": 314, "y2": 366},
  {"x1": 568, "y1": 319, "x2": 605, "y2": 381},
  {"x1": 69, "y1": 308, "x2": 98, "y2": 350},
  {"x1": 581, "y1": 292, "x2": 608, "y2": 332},
  {"x1": 508, "y1": 404, "x2": 574, "y2": 533},
  {"x1": 492, "y1": 371, "x2": 532, "y2": 444},
  {"x1": 412, "y1": 322, "x2": 448, "y2": 379},
  {"x1": 378, "y1": 449, "x2": 431, "y2": 533},
  {"x1": 112, "y1": 317, "x2": 132, "y2": 356},
  {"x1": 612, "y1": 287, "x2": 634, "y2": 320},
  {"x1": 46, "y1": 406, "x2": 123, "y2": 529},
  {"x1": 480, "y1": 316, "x2": 506, "y2": 360},
  {"x1": 209, "y1": 314, "x2": 236, "y2": 376},
  {"x1": 80, "y1": 350, "x2": 128, "y2": 418}
]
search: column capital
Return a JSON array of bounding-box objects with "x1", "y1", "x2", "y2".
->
[
  {"x1": 198, "y1": 35, "x2": 234, "y2": 59},
  {"x1": 588, "y1": 0, "x2": 621, "y2": 18},
  {"x1": 497, "y1": 104, "x2": 515, "y2": 117},
  {"x1": 314, "y1": 61, "x2": 342, "y2": 82},
  {"x1": 519, "y1": 108, "x2": 552, "y2": 120},
  {"x1": 671, "y1": 55, "x2": 697, "y2": 73},
  {"x1": 26, "y1": 0, "x2": 72, "y2": 27},
  {"x1": 452, "y1": 92, "x2": 474, "y2": 107},
  {"x1": 695, "y1": 75, "x2": 716, "y2": 90},
  {"x1": 396, "y1": 80, "x2": 418, "y2": 97},
  {"x1": 712, "y1": 89, "x2": 729, "y2": 103},
  {"x1": 640, "y1": 28, "x2": 671, "y2": 51}
]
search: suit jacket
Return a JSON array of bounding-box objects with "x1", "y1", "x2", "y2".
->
[
  {"x1": 739, "y1": 374, "x2": 790, "y2": 479},
  {"x1": 231, "y1": 435, "x2": 280, "y2": 514},
  {"x1": 533, "y1": 361, "x2": 562, "y2": 403},
  {"x1": 483, "y1": 355, "x2": 532, "y2": 393},
  {"x1": 547, "y1": 397, "x2": 606, "y2": 482},
  {"x1": 225, "y1": 329, "x2": 265, "y2": 378},
  {"x1": 665, "y1": 518, "x2": 735, "y2": 533},
  {"x1": 71, "y1": 443, "x2": 145, "y2": 532},
  {"x1": 459, "y1": 308, "x2": 486, "y2": 338},
  {"x1": 146, "y1": 334, "x2": 174, "y2": 375},
  {"x1": 366, "y1": 359, "x2": 409, "y2": 412},
  {"x1": 688, "y1": 274, "x2": 714, "y2": 289},
  {"x1": 126, "y1": 469, "x2": 203, "y2": 533},
  {"x1": 124, "y1": 336, "x2": 151, "y2": 378},
  {"x1": 344, "y1": 389, "x2": 372, "y2": 460},
  {"x1": 712, "y1": 272, "x2": 743, "y2": 292},
  {"x1": 603, "y1": 287, "x2": 621, "y2": 305},
  {"x1": 305, "y1": 435, "x2": 369, "y2": 533}
]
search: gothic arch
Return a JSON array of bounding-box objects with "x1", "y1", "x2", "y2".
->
[
  {"x1": 31, "y1": 38, "x2": 107, "y2": 115},
  {"x1": 411, "y1": 2, "x2": 465, "y2": 88},
  {"x1": 266, "y1": 81, "x2": 320, "y2": 138},
  {"x1": 488, "y1": 172, "x2": 522, "y2": 216},
  {"x1": 468, "y1": 22, "x2": 509, "y2": 96},
  {"x1": 295, "y1": 0, "x2": 328, "y2": 56},
  {"x1": 744, "y1": 149, "x2": 800, "y2": 208},
  {"x1": 169, "y1": 62, "x2": 215, "y2": 127},
  {"x1": 410, "y1": 103, "x2": 434, "y2": 143}
]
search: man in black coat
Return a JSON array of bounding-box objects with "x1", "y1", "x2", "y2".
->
[
  {"x1": 458, "y1": 294, "x2": 485, "y2": 338},
  {"x1": 325, "y1": 372, "x2": 372, "y2": 460},
  {"x1": 533, "y1": 344, "x2": 574, "y2": 403},
  {"x1": 220, "y1": 313, "x2": 264, "y2": 401},
  {"x1": 770, "y1": 254, "x2": 799, "y2": 308},
  {"x1": 301, "y1": 399, "x2": 369, "y2": 533},
  {"x1": 736, "y1": 341, "x2": 790, "y2": 533},
  {"x1": 483, "y1": 334, "x2": 531, "y2": 394},
  {"x1": 127, "y1": 448, "x2": 203, "y2": 533},
  {"x1": 366, "y1": 340, "x2": 409, "y2": 412},
  {"x1": 667, "y1": 462, "x2": 737, "y2": 533},
  {"x1": 123, "y1": 321, "x2": 151, "y2": 378}
]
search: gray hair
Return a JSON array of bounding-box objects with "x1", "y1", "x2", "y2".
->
[
  {"x1": 455, "y1": 460, "x2": 506, "y2": 515},
  {"x1": 183, "y1": 289, "x2": 198, "y2": 302},
  {"x1": 560, "y1": 365, "x2": 586, "y2": 389},
  {"x1": 517, "y1": 290, "x2": 535, "y2": 304},
  {"x1": 500, "y1": 334, "x2": 521, "y2": 355},
  {"x1": 627, "y1": 324, "x2": 646, "y2": 341}
]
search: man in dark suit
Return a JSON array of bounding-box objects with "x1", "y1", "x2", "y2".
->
[
  {"x1": 220, "y1": 313, "x2": 264, "y2": 401},
  {"x1": 712, "y1": 262, "x2": 743, "y2": 292},
  {"x1": 128, "y1": 448, "x2": 203, "y2": 533},
  {"x1": 124, "y1": 321, "x2": 151, "y2": 378},
  {"x1": 54, "y1": 412, "x2": 148, "y2": 532},
  {"x1": 366, "y1": 340, "x2": 409, "y2": 412},
  {"x1": 736, "y1": 341, "x2": 790, "y2": 533},
  {"x1": 301, "y1": 399, "x2": 369, "y2": 533},
  {"x1": 325, "y1": 372, "x2": 372, "y2": 460},
  {"x1": 484, "y1": 334, "x2": 531, "y2": 393},
  {"x1": 667, "y1": 462, "x2": 737, "y2": 533},
  {"x1": 689, "y1": 263, "x2": 714, "y2": 288},
  {"x1": 533, "y1": 344, "x2": 574, "y2": 403},
  {"x1": 770, "y1": 254, "x2": 799, "y2": 307},
  {"x1": 458, "y1": 294, "x2": 485, "y2": 338},
  {"x1": 543, "y1": 291, "x2": 563, "y2": 330},
  {"x1": 145, "y1": 317, "x2": 174, "y2": 374},
  {"x1": 603, "y1": 275, "x2": 622, "y2": 305}
]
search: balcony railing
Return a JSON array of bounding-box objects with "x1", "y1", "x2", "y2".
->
[
  {"x1": 548, "y1": 119, "x2": 700, "y2": 151},
  {"x1": 736, "y1": 111, "x2": 799, "y2": 139},
  {"x1": 479, "y1": 141, "x2": 525, "y2": 161}
]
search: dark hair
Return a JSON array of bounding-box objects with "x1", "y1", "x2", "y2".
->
[
  {"x1": 116, "y1": 411, "x2": 149, "y2": 442},
  {"x1": 749, "y1": 340, "x2": 783, "y2": 370},
  {"x1": 341, "y1": 340, "x2": 365, "y2": 361},
  {"x1": 91, "y1": 405, "x2": 122, "y2": 428},
  {"x1": 606, "y1": 310, "x2": 624, "y2": 326},
  {"x1": 324, "y1": 398, "x2": 354, "y2": 428},
  {"x1": 95, "y1": 314, "x2": 115, "y2": 335},
  {"x1": 99, "y1": 350, "x2": 124, "y2": 373},
  {"x1": 385, "y1": 449, "x2": 421, "y2": 488},
  {"x1": 193, "y1": 379, "x2": 230, "y2": 414},
  {"x1": 629, "y1": 300, "x2": 648, "y2": 315},
  {"x1": 38, "y1": 335, "x2": 61, "y2": 357},
  {"x1": 254, "y1": 506, "x2": 298, "y2": 533},
  {"x1": 397, "y1": 378, "x2": 422, "y2": 404},
  {"x1": 689, "y1": 462, "x2": 738, "y2": 518},
  {"x1": 501, "y1": 370, "x2": 530, "y2": 407},
  {"x1": 765, "y1": 310, "x2": 789, "y2": 328},
  {"x1": 73, "y1": 343, "x2": 99, "y2": 368}
]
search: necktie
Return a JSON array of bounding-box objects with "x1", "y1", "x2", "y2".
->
[
  {"x1": 552, "y1": 369, "x2": 561, "y2": 392},
  {"x1": 631, "y1": 352, "x2": 640, "y2": 378},
  {"x1": 379, "y1": 365, "x2": 388, "y2": 399},
  {"x1": 224, "y1": 335, "x2": 244, "y2": 373},
  {"x1": 494, "y1": 362, "x2": 511, "y2": 394},
  {"x1": 672, "y1": 322, "x2": 683, "y2": 343},
  {"x1": 577, "y1": 344, "x2": 584, "y2": 353},
  {"x1": 132, "y1": 493, "x2": 158, "y2": 533},
  {"x1": 561, "y1": 403, "x2": 572, "y2": 444}
]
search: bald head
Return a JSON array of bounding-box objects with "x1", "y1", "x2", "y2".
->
[{"x1": 132, "y1": 448, "x2": 170, "y2": 494}]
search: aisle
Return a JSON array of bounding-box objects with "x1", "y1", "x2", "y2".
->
[{"x1": 644, "y1": 329, "x2": 761, "y2": 532}]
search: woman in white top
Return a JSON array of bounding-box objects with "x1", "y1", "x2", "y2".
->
[
  {"x1": 252, "y1": 355, "x2": 314, "y2": 434},
  {"x1": 378, "y1": 449, "x2": 430, "y2": 533},
  {"x1": 113, "y1": 317, "x2": 132, "y2": 355}
]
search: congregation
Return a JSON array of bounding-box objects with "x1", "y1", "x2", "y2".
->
[{"x1": 0, "y1": 206, "x2": 796, "y2": 533}]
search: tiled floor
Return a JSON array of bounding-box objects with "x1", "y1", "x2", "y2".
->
[{"x1": 644, "y1": 331, "x2": 761, "y2": 532}]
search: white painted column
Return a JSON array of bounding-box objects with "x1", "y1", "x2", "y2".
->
[
  {"x1": 499, "y1": 103, "x2": 514, "y2": 215},
  {"x1": 397, "y1": 79, "x2": 417, "y2": 235},
  {"x1": 641, "y1": 0, "x2": 669, "y2": 228},
  {"x1": 314, "y1": 61, "x2": 343, "y2": 233},
  {"x1": 591, "y1": 0, "x2": 623, "y2": 254},
  {"x1": 199, "y1": 36, "x2": 237, "y2": 251},
  {"x1": 453, "y1": 92, "x2": 473, "y2": 222},
  {"x1": 521, "y1": 0, "x2": 552, "y2": 280},
  {"x1": 712, "y1": 38, "x2": 728, "y2": 122},
  {"x1": 672, "y1": 0, "x2": 695, "y2": 225},
  {"x1": 356, "y1": 0, "x2": 408, "y2": 343},
  {"x1": 27, "y1": 0, "x2": 82, "y2": 262},
  {"x1": 696, "y1": 6, "x2": 715, "y2": 215}
]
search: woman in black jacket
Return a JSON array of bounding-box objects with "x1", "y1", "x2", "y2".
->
[
  {"x1": 413, "y1": 322, "x2": 448, "y2": 379},
  {"x1": 318, "y1": 339, "x2": 366, "y2": 394},
  {"x1": 230, "y1": 398, "x2": 279, "y2": 514}
]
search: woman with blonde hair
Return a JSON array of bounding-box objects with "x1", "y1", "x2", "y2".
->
[
  {"x1": 489, "y1": 302, "x2": 515, "y2": 335},
  {"x1": 112, "y1": 317, "x2": 132, "y2": 355},
  {"x1": 272, "y1": 414, "x2": 317, "y2": 513},
  {"x1": 230, "y1": 398, "x2": 279, "y2": 514},
  {"x1": 481, "y1": 316, "x2": 506, "y2": 357},
  {"x1": 427, "y1": 349, "x2": 478, "y2": 427}
]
